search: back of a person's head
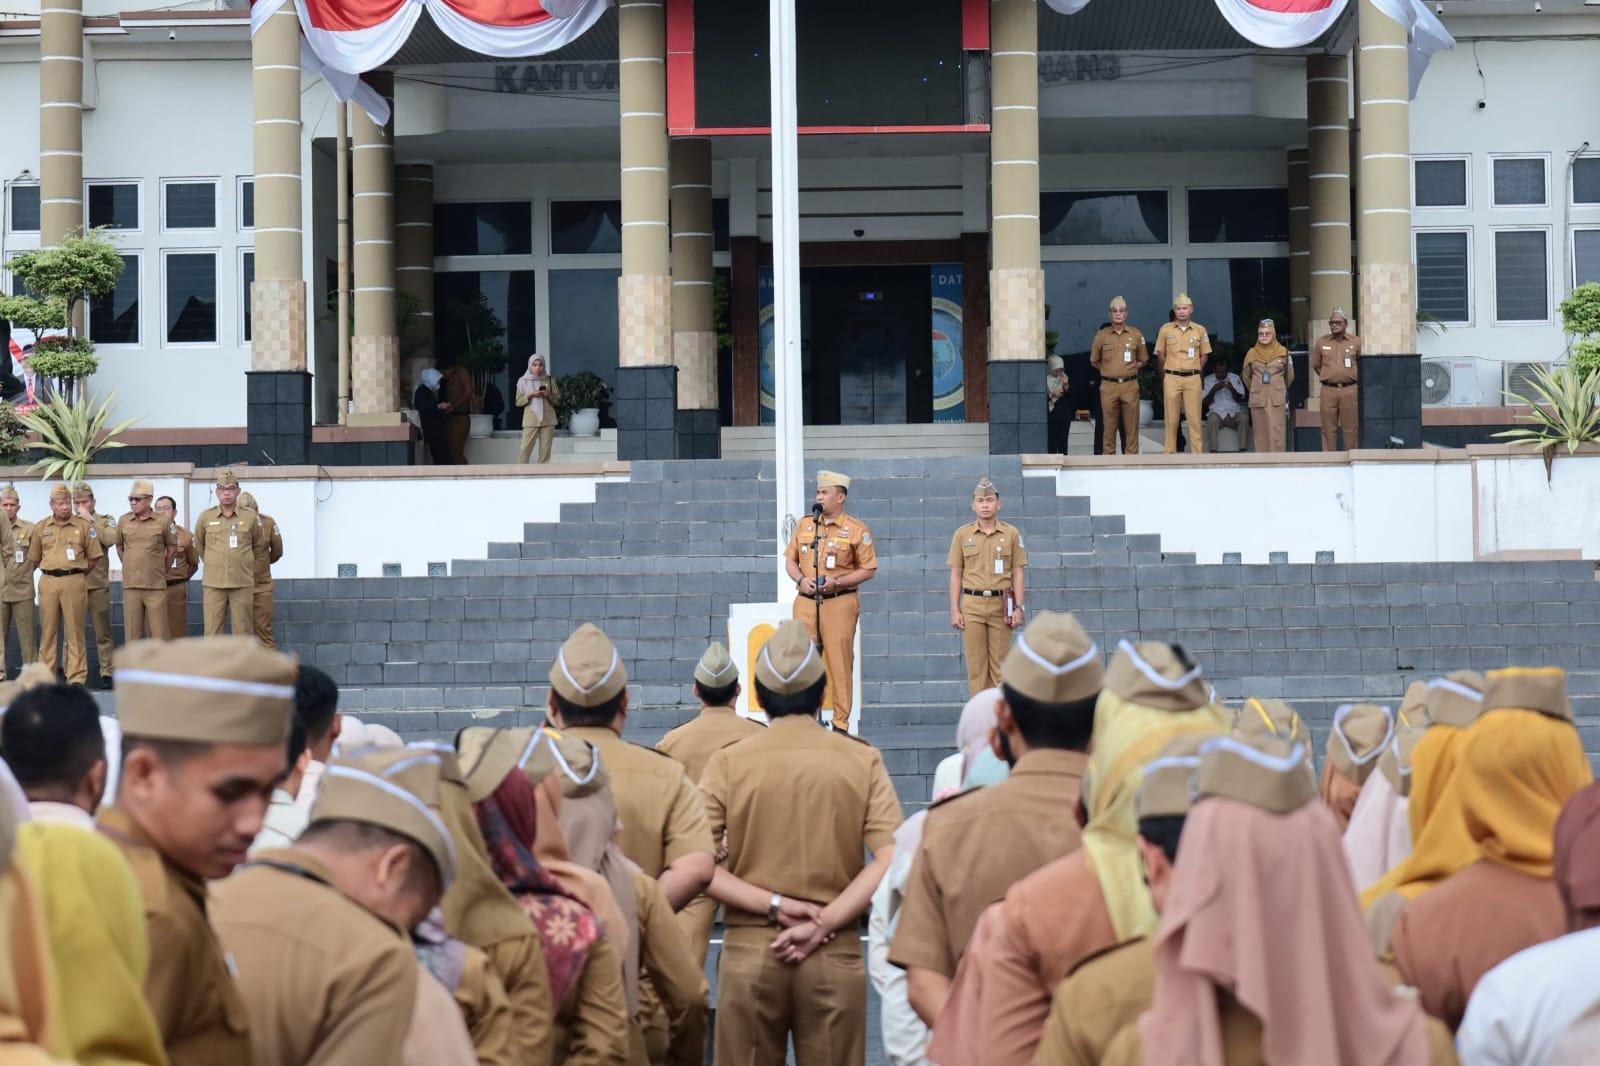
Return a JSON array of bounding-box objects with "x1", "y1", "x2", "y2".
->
[
  {"x1": 0, "y1": 684, "x2": 105, "y2": 798},
  {"x1": 294, "y1": 665, "x2": 340, "y2": 747}
]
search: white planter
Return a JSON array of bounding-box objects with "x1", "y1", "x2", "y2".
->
[
  {"x1": 468, "y1": 413, "x2": 495, "y2": 439},
  {"x1": 1139, "y1": 400, "x2": 1155, "y2": 424},
  {"x1": 569, "y1": 408, "x2": 601, "y2": 437}
]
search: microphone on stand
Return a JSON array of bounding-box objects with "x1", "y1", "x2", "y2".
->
[{"x1": 811, "y1": 503, "x2": 823, "y2": 520}]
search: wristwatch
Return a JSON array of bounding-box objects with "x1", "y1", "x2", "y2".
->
[{"x1": 768, "y1": 893, "x2": 784, "y2": 923}]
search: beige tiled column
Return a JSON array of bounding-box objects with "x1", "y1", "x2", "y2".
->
[
  {"x1": 1356, "y1": 0, "x2": 1415, "y2": 353},
  {"x1": 249, "y1": 4, "x2": 306, "y2": 371},
  {"x1": 38, "y1": 0, "x2": 82, "y2": 249},
  {"x1": 395, "y1": 163, "x2": 435, "y2": 397},
  {"x1": 1288, "y1": 147, "x2": 1311, "y2": 345},
  {"x1": 618, "y1": 0, "x2": 672, "y2": 369},
  {"x1": 670, "y1": 138, "x2": 715, "y2": 410},
  {"x1": 989, "y1": 0, "x2": 1044, "y2": 363},
  {"x1": 351, "y1": 72, "x2": 398, "y2": 418},
  {"x1": 1306, "y1": 54, "x2": 1355, "y2": 348}
]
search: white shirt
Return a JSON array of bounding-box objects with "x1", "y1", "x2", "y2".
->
[
  {"x1": 868, "y1": 825, "x2": 933, "y2": 1066},
  {"x1": 1456, "y1": 925, "x2": 1600, "y2": 1066},
  {"x1": 1204, "y1": 372, "x2": 1246, "y2": 419},
  {"x1": 250, "y1": 788, "x2": 311, "y2": 855}
]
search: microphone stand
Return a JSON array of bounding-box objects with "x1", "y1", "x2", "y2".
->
[{"x1": 810, "y1": 506, "x2": 828, "y2": 724}]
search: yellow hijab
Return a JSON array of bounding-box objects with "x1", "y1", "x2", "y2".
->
[
  {"x1": 1458, "y1": 708, "x2": 1592, "y2": 878},
  {"x1": 1359, "y1": 723, "x2": 1474, "y2": 908},
  {"x1": 1, "y1": 833, "x2": 68, "y2": 1063},
  {"x1": 1242, "y1": 338, "x2": 1289, "y2": 369}
]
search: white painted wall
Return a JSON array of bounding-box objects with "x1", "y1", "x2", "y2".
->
[{"x1": 1473, "y1": 452, "x2": 1600, "y2": 559}]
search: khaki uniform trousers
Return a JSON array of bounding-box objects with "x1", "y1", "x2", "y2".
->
[
  {"x1": 519, "y1": 422, "x2": 555, "y2": 464},
  {"x1": 87, "y1": 587, "x2": 113, "y2": 680},
  {"x1": 164, "y1": 582, "x2": 188, "y2": 640},
  {"x1": 714, "y1": 926, "x2": 865, "y2": 1066},
  {"x1": 38, "y1": 573, "x2": 88, "y2": 684},
  {"x1": 675, "y1": 894, "x2": 717, "y2": 972},
  {"x1": 960, "y1": 595, "x2": 1011, "y2": 697},
  {"x1": 1321, "y1": 383, "x2": 1359, "y2": 450},
  {"x1": 1162, "y1": 373, "x2": 1204, "y2": 453},
  {"x1": 253, "y1": 582, "x2": 276, "y2": 649},
  {"x1": 1, "y1": 598, "x2": 37, "y2": 674},
  {"x1": 1099, "y1": 379, "x2": 1141, "y2": 454},
  {"x1": 203, "y1": 586, "x2": 254, "y2": 638},
  {"x1": 1251, "y1": 402, "x2": 1290, "y2": 453},
  {"x1": 791, "y1": 591, "x2": 859, "y2": 731},
  {"x1": 122, "y1": 588, "x2": 170, "y2": 643}
]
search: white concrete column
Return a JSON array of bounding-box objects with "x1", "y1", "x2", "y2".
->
[
  {"x1": 988, "y1": 0, "x2": 1043, "y2": 363},
  {"x1": 618, "y1": 0, "x2": 672, "y2": 369},
  {"x1": 1356, "y1": 0, "x2": 1416, "y2": 352}
]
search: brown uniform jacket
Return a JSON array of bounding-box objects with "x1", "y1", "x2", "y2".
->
[
  {"x1": 169, "y1": 525, "x2": 200, "y2": 583},
  {"x1": 553, "y1": 930, "x2": 632, "y2": 1066},
  {"x1": 114, "y1": 512, "x2": 179, "y2": 590},
  {"x1": 563, "y1": 726, "x2": 714, "y2": 879},
  {"x1": 947, "y1": 521, "x2": 1029, "y2": 594},
  {"x1": 28, "y1": 514, "x2": 103, "y2": 574},
  {"x1": 783, "y1": 511, "x2": 878, "y2": 582},
  {"x1": 1088, "y1": 325, "x2": 1149, "y2": 380},
  {"x1": 2, "y1": 517, "x2": 33, "y2": 602},
  {"x1": 633, "y1": 869, "x2": 708, "y2": 1066},
  {"x1": 446, "y1": 944, "x2": 513, "y2": 1066},
  {"x1": 516, "y1": 377, "x2": 560, "y2": 429},
  {"x1": 1243, "y1": 348, "x2": 1295, "y2": 410},
  {"x1": 442, "y1": 366, "x2": 477, "y2": 417},
  {"x1": 211, "y1": 849, "x2": 418, "y2": 1066},
  {"x1": 83, "y1": 512, "x2": 115, "y2": 591},
  {"x1": 1153, "y1": 321, "x2": 1212, "y2": 373},
  {"x1": 96, "y1": 806, "x2": 250, "y2": 1066},
  {"x1": 699, "y1": 715, "x2": 902, "y2": 925},
  {"x1": 1312, "y1": 332, "x2": 1363, "y2": 386},
  {"x1": 656, "y1": 707, "x2": 765, "y2": 785},
  {"x1": 888, "y1": 748, "x2": 1089, "y2": 978},
  {"x1": 193, "y1": 507, "x2": 266, "y2": 590},
  {"x1": 252, "y1": 513, "x2": 283, "y2": 588}
]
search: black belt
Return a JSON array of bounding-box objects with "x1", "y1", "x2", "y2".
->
[
  {"x1": 810, "y1": 587, "x2": 856, "y2": 599},
  {"x1": 41, "y1": 569, "x2": 84, "y2": 577},
  {"x1": 1166, "y1": 369, "x2": 1200, "y2": 377},
  {"x1": 963, "y1": 588, "x2": 1006, "y2": 598},
  {"x1": 1323, "y1": 381, "x2": 1356, "y2": 388},
  {"x1": 166, "y1": 578, "x2": 189, "y2": 587},
  {"x1": 1101, "y1": 373, "x2": 1139, "y2": 384}
]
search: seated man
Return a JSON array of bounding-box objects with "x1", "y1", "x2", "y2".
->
[{"x1": 1202, "y1": 356, "x2": 1250, "y2": 453}]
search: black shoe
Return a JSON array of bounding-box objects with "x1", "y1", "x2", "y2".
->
[{"x1": 103, "y1": 675, "x2": 115, "y2": 690}]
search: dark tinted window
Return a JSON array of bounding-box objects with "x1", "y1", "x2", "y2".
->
[
  {"x1": 1184, "y1": 257, "x2": 1291, "y2": 347},
  {"x1": 88, "y1": 183, "x2": 139, "y2": 230},
  {"x1": 1494, "y1": 230, "x2": 1548, "y2": 322},
  {"x1": 1042, "y1": 191, "x2": 1168, "y2": 246},
  {"x1": 1577, "y1": 230, "x2": 1600, "y2": 287},
  {"x1": 8, "y1": 185, "x2": 38, "y2": 232},
  {"x1": 165, "y1": 182, "x2": 216, "y2": 229},
  {"x1": 713, "y1": 198, "x2": 730, "y2": 253},
  {"x1": 1414, "y1": 159, "x2": 1467, "y2": 208},
  {"x1": 242, "y1": 252, "x2": 255, "y2": 342},
  {"x1": 1416, "y1": 231, "x2": 1470, "y2": 323},
  {"x1": 1573, "y1": 158, "x2": 1600, "y2": 205},
  {"x1": 166, "y1": 253, "x2": 217, "y2": 343},
  {"x1": 1188, "y1": 188, "x2": 1289, "y2": 244},
  {"x1": 241, "y1": 180, "x2": 255, "y2": 228},
  {"x1": 1492, "y1": 158, "x2": 1545, "y2": 206},
  {"x1": 551, "y1": 201, "x2": 622, "y2": 255},
  {"x1": 433, "y1": 202, "x2": 532, "y2": 256},
  {"x1": 90, "y1": 254, "x2": 139, "y2": 344}
]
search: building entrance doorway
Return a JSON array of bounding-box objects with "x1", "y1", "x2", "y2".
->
[{"x1": 802, "y1": 265, "x2": 930, "y2": 425}]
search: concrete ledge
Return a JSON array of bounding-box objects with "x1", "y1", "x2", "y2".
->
[
  {"x1": 191, "y1": 462, "x2": 632, "y2": 480},
  {"x1": 314, "y1": 424, "x2": 416, "y2": 443},
  {"x1": 1466, "y1": 442, "x2": 1600, "y2": 458},
  {"x1": 1020, "y1": 445, "x2": 1463, "y2": 470},
  {"x1": 119, "y1": 427, "x2": 248, "y2": 445}
]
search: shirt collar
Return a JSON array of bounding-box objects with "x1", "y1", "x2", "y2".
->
[
  {"x1": 28, "y1": 800, "x2": 95, "y2": 830},
  {"x1": 98, "y1": 805, "x2": 211, "y2": 902},
  {"x1": 1010, "y1": 748, "x2": 1090, "y2": 779}
]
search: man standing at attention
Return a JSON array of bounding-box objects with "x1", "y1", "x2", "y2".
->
[
  {"x1": 157, "y1": 495, "x2": 197, "y2": 640},
  {"x1": 1313, "y1": 308, "x2": 1362, "y2": 451},
  {"x1": 0, "y1": 484, "x2": 36, "y2": 678},
  {"x1": 71, "y1": 484, "x2": 116, "y2": 689},
  {"x1": 236, "y1": 492, "x2": 284, "y2": 648},
  {"x1": 1153, "y1": 293, "x2": 1211, "y2": 454},
  {"x1": 28, "y1": 484, "x2": 101, "y2": 686},
  {"x1": 193, "y1": 470, "x2": 265, "y2": 638},
  {"x1": 783, "y1": 470, "x2": 877, "y2": 732},
  {"x1": 1089, "y1": 297, "x2": 1148, "y2": 455},
  {"x1": 114, "y1": 480, "x2": 178, "y2": 643},
  {"x1": 948, "y1": 477, "x2": 1027, "y2": 697}
]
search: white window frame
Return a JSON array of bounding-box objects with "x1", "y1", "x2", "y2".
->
[
  {"x1": 88, "y1": 251, "x2": 142, "y2": 348},
  {"x1": 1489, "y1": 154, "x2": 1550, "y2": 210},
  {"x1": 1572, "y1": 224, "x2": 1600, "y2": 289},
  {"x1": 160, "y1": 177, "x2": 220, "y2": 234},
  {"x1": 1039, "y1": 187, "x2": 1174, "y2": 249},
  {"x1": 84, "y1": 178, "x2": 144, "y2": 234},
  {"x1": 1490, "y1": 225, "x2": 1553, "y2": 326},
  {"x1": 1412, "y1": 227, "x2": 1474, "y2": 327},
  {"x1": 238, "y1": 247, "x2": 254, "y2": 346},
  {"x1": 160, "y1": 247, "x2": 222, "y2": 348},
  {"x1": 4, "y1": 181, "x2": 40, "y2": 234},
  {"x1": 237, "y1": 176, "x2": 255, "y2": 232},
  {"x1": 1411, "y1": 155, "x2": 1470, "y2": 211}
]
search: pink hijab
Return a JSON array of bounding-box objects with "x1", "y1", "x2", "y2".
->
[
  {"x1": 1342, "y1": 769, "x2": 1411, "y2": 891},
  {"x1": 1138, "y1": 797, "x2": 1432, "y2": 1066},
  {"x1": 515, "y1": 354, "x2": 547, "y2": 398},
  {"x1": 956, "y1": 687, "x2": 1003, "y2": 781}
]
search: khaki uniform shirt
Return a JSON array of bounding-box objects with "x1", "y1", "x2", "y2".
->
[
  {"x1": 1312, "y1": 332, "x2": 1363, "y2": 385},
  {"x1": 1089, "y1": 325, "x2": 1149, "y2": 380},
  {"x1": 456, "y1": 945, "x2": 513, "y2": 1066},
  {"x1": 783, "y1": 510, "x2": 878, "y2": 582},
  {"x1": 252, "y1": 513, "x2": 283, "y2": 588},
  {"x1": 96, "y1": 806, "x2": 251, "y2": 1066},
  {"x1": 114, "y1": 512, "x2": 180, "y2": 590},
  {"x1": 633, "y1": 869, "x2": 708, "y2": 1066},
  {"x1": 193, "y1": 506, "x2": 266, "y2": 589},
  {"x1": 1036, "y1": 937, "x2": 1157, "y2": 1066},
  {"x1": 656, "y1": 707, "x2": 766, "y2": 784},
  {"x1": 888, "y1": 748, "x2": 1089, "y2": 978},
  {"x1": 169, "y1": 525, "x2": 200, "y2": 583},
  {"x1": 83, "y1": 512, "x2": 115, "y2": 591},
  {"x1": 563, "y1": 725, "x2": 714, "y2": 879},
  {"x1": 699, "y1": 714, "x2": 902, "y2": 925},
  {"x1": 947, "y1": 521, "x2": 1028, "y2": 594},
  {"x1": 27, "y1": 514, "x2": 103, "y2": 574},
  {"x1": 2, "y1": 517, "x2": 32, "y2": 602},
  {"x1": 1153, "y1": 321, "x2": 1212, "y2": 373},
  {"x1": 211, "y1": 849, "x2": 418, "y2": 1066}
]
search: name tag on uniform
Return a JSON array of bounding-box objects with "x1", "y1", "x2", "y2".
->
[
  {"x1": 994, "y1": 557, "x2": 1004, "y2": 575},
  {"x1": 1344, "y1": 357, "x2": 1352, "y2": 368},
  {"x1": 1261, "y1": 371, "x2": 1272, "y2": 384},
  {"x1": 1188, "y1": 347, "x2": 1195, "y2": 358},
  {"x1": 65, "y1": 547, "x2": 76, "y2": 562},
  {"x1": 229, "y1": 534, "x2": 238, "y2": 549},
  {"x1": 12, "y1": 550, "x2": 20, "y2": 564},
  {"x1": 1123, "y1": 350, "x2": 1132, "y2": 363},
  {"x1": 171, "y1": 557, "x2": 179, "y2": 569},
  {"x1": 826, "y1": 553, "x2": 836, "y2": 569}
]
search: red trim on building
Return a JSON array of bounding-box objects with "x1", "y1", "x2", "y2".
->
[
  {"x1": 665, "y1": 0, "x2": 695, "y2": 133},
  {"x1": 961, "y1": 0, "x2": 988, "y2": 51}
]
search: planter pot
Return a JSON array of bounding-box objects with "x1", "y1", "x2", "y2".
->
[
  {"x1": 569, "y1": 408, "x2": 601, "y2": 437},
  {"x1": 1139, "y1": 400, "x2": 1155, "y2": 424},
  {"x1": 469, "y1": 414, "x2": 495, "y2": 439}
]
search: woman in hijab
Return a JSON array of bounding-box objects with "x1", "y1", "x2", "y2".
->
[
  {"x1": 1046, "y1": 356, "x2": 1071, "y2": 455},
  {"x1": 1242, "y1": 318, "x2": 1293, "y2": 452},
  {"x1": 1, "y1": 789, "x2": 70, "y2": 1064},
  {"x1": 515, "y1": 355, "x2": 560, "y2": 465},
  {"x1": 1343, "y1": 681, "x2": 1429, "y2": 888},
  {"x1": 413, "y1": 368, "x2": 451, "y2": 465}
]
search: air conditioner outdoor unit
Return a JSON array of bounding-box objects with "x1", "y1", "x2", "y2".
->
[
  {"x1": 1502, "y1": 361, "x2": 1552, "y2": 402},
  {"x1": 1420, "y1": 359, "x2": 1483, "y2": 406}
]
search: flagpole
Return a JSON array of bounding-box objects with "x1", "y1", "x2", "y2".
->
[{"x1": 771, "y1": 0, "x2": 804, "y2": 600}]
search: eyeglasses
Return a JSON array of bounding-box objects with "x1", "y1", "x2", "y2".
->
[{"x1": 129, "y1": 495, "x2": 151, "y2": 501}]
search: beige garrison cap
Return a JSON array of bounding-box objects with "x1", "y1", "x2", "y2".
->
[
  {"x1": 1104, "y1": 640, "x2": 1209, "y2": 712},
  {"x1": 1397, "y1": 680, "x2": 1431, "y2": 730},
  {"x1": 48, "y1": 484, "x2": 70, "y2": 502},
  {"x1": 1480, "y1": 666, "x2": 1572, "y2": 722},
  {"x1": 1327, "y1": 704, "x2": 1394, "y2": 785},
  {"x1": 114, "y1": 637, "x2": 294, "y2": 746},
  {"x1": 816, "y1": 470, "x2": 851, "y2": 491},
  {"x1": 754, "y1": 620, "x2": 826, "y2": 695},
  {"x1": 1233, "y1": 697, "x2": 1311, "y2": 750},
  {"x1": 216, "y1": 469, "x2": 240, "y2": 487},
  {"x1": 543, "y1": 729, "x2": 608, "y2": 799},
  {"x1": 1173, "y1": 292, "x2": 1193, "y2": 307},
  {"x1": 1108, "y1": 295, "x2": 1127, "y2": 311},
  {"x1": 1378, "y1": 723, "x2": 1428, "y2": 796},
  {"x1": 403, "y1": 740, "x2": 465, "y2": 787},
  {"x1": 70, "y1": 482, "x2": 92, "y2": 500},
  {"x1": 973, "y1": 477, "x2": 999, "y2": 499},
  {"x1": 311, "y1": 747, "x2": 457, "y2": 887},
  {"x1": 1425, "y1": 670, "x2": 1486, "y2": 728},
  {"x1": 549, "y1": 623, "x2": 628, "y2": 708},
  {"x1": 129, "y1": 480, "x2": 155, "y2": 498},
  {"x1": 694, "y1": 642, "x2": 739, "y2": 688},
  {"x1": 459, "y1": 726, "x2": 543, "y2": 803},
  {"x1": 1135, "y1": 733, "x2": 1213, "y2": 820},
  {"x1": 237, "y1": 492, "x2": 258, "y2": 511},
  {"x1": 1001, "y1": 611, "x2": 1102, "y2": 704},
  {"x1": 0, "y1": 484, "x2": 17, "y2": 502},
  {"x1": 1196, "y1": 734, "x2": 1317, "y2": 814}
]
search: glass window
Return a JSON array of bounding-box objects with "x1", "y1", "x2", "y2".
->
[
  {"x1": 1188, "y1": 189, "x2": 1289, "y2": 243},
  {"x1": 5, "y1": 255, "x2": 33, "y2": 298},
  {"x1": 1574, "y1": 229, "x2": 1600, "y2": 288},
  {"x1": 87, "y1": 183, "x2": 139, "y2": 230},
  {"x1": 1043, "y1": 259, "x2": 1174, "y2": 357},
  {"x1": 1415, "y1": 231, "x2": 1471, "y2": 324},
  {"x1": 548, "y1": 269, "x2": 622, "y2": 390},
  {"x1": 713, "y1": 198, "x2": 730, "y2": 253},
  {"x1": 89, "y1": 254, "x2": 139, "y2": 345},
  {"x1": 1492, "y1": 157, "x2": 1546, "y2": 207},
  {"x1": 433, "y1": 269, "x2": 536, "y2": 426},
  {"x1": 1183, "y1": 258, "x2": 1291, "y2": 352},
  {"x1": 1041, "y1": 191, "x2": 1168, "y2": 246},
  {"x1": 550, "y1": 201, "x2": 623, "y2": 255},
  {"x1": 164, "y1": 181, "x2": 216, "y2": 230},
  {"x1": 1575, "y1": 158, "x2": 1600, "y2": 206},
  {"x1": 1493, "y1": 230, "x2": 1548, "y2": 322},
  {"x1": 165, "y1": 252, "x2": 217, "y2": 343},
  {"x1": 8, "y1": 185, "x2": 39, "y2": 233},
  {"x1": 240, "y1": 180, "x2": 255, "y2": 229},
  {"x1": 242, "y1": 251, "x2": 255, "y2": 343},
  {"x1": 1414, "y1": 159, "x2": 1467, "y2": 208},
  {"x1": 432, "y1": 202, "x2": 532, "y2": 256}
]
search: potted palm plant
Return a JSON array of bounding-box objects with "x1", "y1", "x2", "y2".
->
[{"x1": 557, "y1": 371, "x2": 610, "y2": 437}]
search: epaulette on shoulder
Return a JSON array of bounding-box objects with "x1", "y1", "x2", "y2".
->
[
  {"x1": 830, "y1": 726, "x2": 875, "y2": 747},
  {"x1": 1065, "y1": 937, "x2": 1147, "y2": 980},
  {"x1": 927, "y1": 784, "x2": 984, "y2": 810}
]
